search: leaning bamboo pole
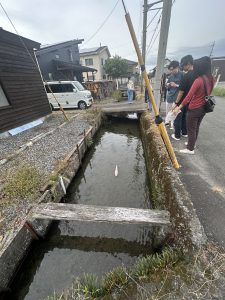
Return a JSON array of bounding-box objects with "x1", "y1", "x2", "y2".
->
[{"x1": 121, "y1": 0, "x2": 180, "y2": 169}]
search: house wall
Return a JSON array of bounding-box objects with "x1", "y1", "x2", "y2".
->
[
  {"x1": 80, "y1": 49, "x2": 110, "y2": 81},
  {"x1": 212, "y1": 58, "x2": 225, "y2": 81},
  {"x1": 37, "y1": 44, "x2": 81, "y2": 81},
  {"x1": 0, "y1": 30, "x2": 51, "y2": 134}
]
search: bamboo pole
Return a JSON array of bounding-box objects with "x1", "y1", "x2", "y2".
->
[{"x1": 122, "y1": 1, "x2": 180, "y2": 169}]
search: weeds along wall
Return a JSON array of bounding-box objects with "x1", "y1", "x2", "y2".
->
[{"x1": 140, "y1": 112, "x2": 206, "y2": 252}]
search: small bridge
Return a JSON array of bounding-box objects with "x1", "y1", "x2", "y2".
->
[
  {"x1": 95, "y1": 102, "x2": 148, "y2": 114},
  {"x1": 31, "y1": 203, "x2": 170, "y2": 226}
]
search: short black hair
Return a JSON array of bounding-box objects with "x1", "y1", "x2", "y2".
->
[
  {"x1": 180, "y1": 55, "x2": 193, "y2": 68},
  {"x1": 168, "y1": 60, "x2": 179, "y2": 70}
]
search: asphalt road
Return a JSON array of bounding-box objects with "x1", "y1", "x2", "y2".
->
[{"x1": 169, "y1": 96, "x2": 225, "y2": 248}]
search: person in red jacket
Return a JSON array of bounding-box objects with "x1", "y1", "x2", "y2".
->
[{"x1": 173, "y1": 56, "x2": 214, "y2": 154}]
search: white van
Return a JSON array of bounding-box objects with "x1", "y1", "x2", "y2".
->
[{"x1": 45, "y1": 81, "x2": 93, "y2": 110}]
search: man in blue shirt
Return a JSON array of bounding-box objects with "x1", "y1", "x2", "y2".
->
[{"x1": 165, "y1": 61, "x2": 183, "y2": 128}]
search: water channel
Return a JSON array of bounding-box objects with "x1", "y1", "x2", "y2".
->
[{"x1": 11, "y1": 116, "x2": 153, "y2": 300}]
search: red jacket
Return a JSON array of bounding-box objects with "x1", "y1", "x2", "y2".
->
[{"x1": 181, "y1": 75, "x2": 214, "y2": 110}]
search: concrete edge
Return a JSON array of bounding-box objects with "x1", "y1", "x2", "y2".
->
[
  {"x1": 140, "y1": 112, "x2": 207, "y2": 251},
  {"x1": 0, "y1": 112, "x2": 103, "y2": 291}
]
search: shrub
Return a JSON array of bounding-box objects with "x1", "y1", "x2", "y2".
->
[{"x1": 212, "y1": 86, "x2": 225, "y2": 97}]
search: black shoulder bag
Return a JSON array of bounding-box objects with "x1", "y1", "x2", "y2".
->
[{"x1": 202, "y1": 77, "x2": 216, "y2": 113}]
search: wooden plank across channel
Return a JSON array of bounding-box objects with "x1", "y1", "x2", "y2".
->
[{"x1": 32, "y1": 203, "x2": 170, "y2": 226}]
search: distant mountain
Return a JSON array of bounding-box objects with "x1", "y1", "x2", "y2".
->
[{"x1": 146, "y1": 38, "x2": 225, "y2": 70}]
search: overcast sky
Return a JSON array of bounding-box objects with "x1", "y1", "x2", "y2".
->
[{"x1": 1, "y1": 0, "x2": 225, "y2": 70}]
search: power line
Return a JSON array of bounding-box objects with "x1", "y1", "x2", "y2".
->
[
  {"x1": 146, "y1": 15, "x2": 161, "y2": 54},
  {"x1": 147, "y1": 9, "x2": 160, "y2": 28},
  {"x1": 146, "y1": 0, "x2": 176, "y2": 55},
  {"x1": 82, "y1": 0, "x2": 120, "y2": 46},
  {"x1": 0, "y1": 1, "x2": 37, "y2": 66}
]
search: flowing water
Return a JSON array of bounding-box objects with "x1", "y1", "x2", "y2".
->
[{"x1": 11, "y1": 116, "x2": 153, "y2": 300}]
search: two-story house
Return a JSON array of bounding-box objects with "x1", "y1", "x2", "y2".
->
[
  {"x1": 80, "y1": 46, "x2": 111, "y2": 81},
  {"x1": 36, "y1": 39, "x2": 97, "y2": 83}
]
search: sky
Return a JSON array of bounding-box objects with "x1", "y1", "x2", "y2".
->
[{"x1": 1, "y1": 0, "x2": 225, "y2": 70}]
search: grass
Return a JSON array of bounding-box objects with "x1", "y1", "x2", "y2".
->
[
  {"x1": 2, "y1": 165, "x2": 41, "y2": 200},
  {"x1": 46, "y1": 247, "x2": 181, "y2": 300},
  {"x1": 212, "y1": 86, "x2": 225, "y2": 97},
  {"x1": 46, "y1": 243, "x2": 225, "y2": 300},
  {"x1": 111, "y1": 90, "x2": 123, "y2": 102}
]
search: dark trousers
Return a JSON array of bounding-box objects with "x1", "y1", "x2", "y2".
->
[
  {"x1": 174, "y1": 105, "x2": 188, "y2": 138},
  {"x1": 186, "y1": 106, "x2": 205, "y2": 151}
]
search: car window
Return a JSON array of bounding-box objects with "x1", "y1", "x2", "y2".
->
[
  {"x1": 45, "y1": 85, "x2": 51, "y2": 93},
  {"x1": 73, "y1": 81, "x2": 85, "y2": 91},
  {"x1": 61, "y1": 84, "x2": 74, "y2": 92},
  {"x1": 49, "y1": 84, "x2": 62, "y2": 93}
]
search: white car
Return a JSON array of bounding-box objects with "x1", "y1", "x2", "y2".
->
[{"x1": 45, "y1": 81, "x2": 93, "y2": 110}]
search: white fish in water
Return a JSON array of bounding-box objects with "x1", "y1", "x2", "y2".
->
[{"x1": 115, "y1": 165, "x2": 118, "y2": 177}]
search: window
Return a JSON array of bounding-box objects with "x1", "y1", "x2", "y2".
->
[
  {"x1": 101, "y1": 58, "x2": 104, "y2": 66},
  {"x1": 68, "y1": 49, "x2": 73, "y2": 62},
  {"x1": 48, "y1": 84, "x2": 62, "y2": 93},
  {"x1": 85, "y1": 58, "x2": 93, "y2": 66},
  {"x1": 0, "y1": 84, "x2": 9, "y2": 108},
  {"x1": 61, "y1": 84, "x2": 74, "y2": 92},
  {"x1": 73, "y1": 81, "x2": 85, "y2": 91}
]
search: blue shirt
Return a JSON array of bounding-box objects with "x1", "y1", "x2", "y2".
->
[{"x1": 166, "y1": 71, "x2": 183, "y2": 103}]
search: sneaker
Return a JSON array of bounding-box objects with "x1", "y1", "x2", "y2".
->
[
  {"x1": 171, "y1": 134, "x2": 180, "y2": 141},
  {"x1": 182, "y1": 134, "x2": 188, "y2": 137},
  {"x1": 180, "y1": 149, "x2": 195, "y2": 154}
]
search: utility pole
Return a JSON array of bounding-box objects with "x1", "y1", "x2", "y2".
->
[
  {"x1": 141, "y1": 0, "x2": 148, "y2": 92},
  {"x1": 153, "y1": 0, "x2": 172, "y2": 109},
  {"x1": 209, "y1": 40, "x2": 215, "y2": 57},
  {"x1": 141, "y1": 0, "x2": 163, "y2": 92}
]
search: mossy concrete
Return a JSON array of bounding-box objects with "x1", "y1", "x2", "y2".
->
[
  {"x1": 0, "y1": 113, "x2": 103, "y2": 293},
  {"x1": 140, "y1": 112, "x2": 207, "y2": 251}
]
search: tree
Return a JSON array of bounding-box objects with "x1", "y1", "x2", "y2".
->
[{"x1": 104, "y1": 55, "x2": 128, "y2": 79}]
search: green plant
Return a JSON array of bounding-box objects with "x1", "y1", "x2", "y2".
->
[
  {"x1": 111, "y1": 90, "x2": 122, "y2": 102},
  {"x1": 3, "y1": 165, "x2": 41, "y2": 200},
  {"x1": 77, "y1": 273, "x2": 105, "y2": 298},
  {"x1": 212, "y1": 86, "x2": 225, "y2": 97},
  {"x1": 46, "y1": 247, "x2": 181, "y2": 299},
  {"x1": 86, "y1": 137, "x2": 93, "y2": 147},
  {"x1": 104, "y1": 265, "x2": 129, "y2": 292}
]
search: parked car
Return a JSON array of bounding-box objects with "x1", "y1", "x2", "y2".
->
[{"x1": 45, "y1": 81, "x2": 93, "y2": 110}]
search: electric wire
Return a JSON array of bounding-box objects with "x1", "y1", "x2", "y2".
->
[
  {"x1": 0, "y1": 1, "x2": 37, "y2": 66},
  {"x1": 82, "y1": 0, "x2": 120, "y2": 46},
  {"x1": 146, "y1": 0, "x2": 176, "y2": 55},
  {"x1": 147, "y1": 8, "x2": 160, "y2": 28}
]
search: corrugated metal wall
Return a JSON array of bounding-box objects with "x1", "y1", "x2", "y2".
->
[{"x1": 0, "y1": 30, "x2": 51, "y2": 133}]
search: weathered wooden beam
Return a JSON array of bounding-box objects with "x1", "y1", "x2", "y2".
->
[
  {"x1": 102, "y1": 107, "x2": 147, "y2": 114},
  {"x1": 32, "y1": 203, "x2": 170, "y2": 226}
]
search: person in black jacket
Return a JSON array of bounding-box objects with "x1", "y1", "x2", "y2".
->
[{"x1": 172, "y1": 55, "x2": 196, "y2": 140}]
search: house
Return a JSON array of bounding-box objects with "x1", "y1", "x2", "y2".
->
[
  {"x1": 0, "y1": 28, "x2": 51, "y2": 135},
  {"x1": 79, "y1": 46, "x2": 111, "y2": 81},
  {"x1": 36, "y1": 39, "x2": 97, "y2": 83},
  {"x1": 124, "y1": 59, "x2": 138, "y2": 77},
  {"x1": 211, "y1": 56, "x2": 225, "y2": 82}
]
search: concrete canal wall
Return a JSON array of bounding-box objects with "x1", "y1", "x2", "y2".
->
[
  {"x1": 0, "y1": 113, "x2": 103, "y2": 293},
  {"x1": 0, "y1": 110, "x2": 206, "y2": 294},
  {"x1": 140, "y1": 112, "x2": 206, "y2": 251}
]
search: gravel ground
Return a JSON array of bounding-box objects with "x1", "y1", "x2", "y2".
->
[
  {"x1": 0, "y1": 114, "x2": 66, "y2": 160},
  {"x1": 0, "y1": 110, "x2": 94, "y2": 239}
]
